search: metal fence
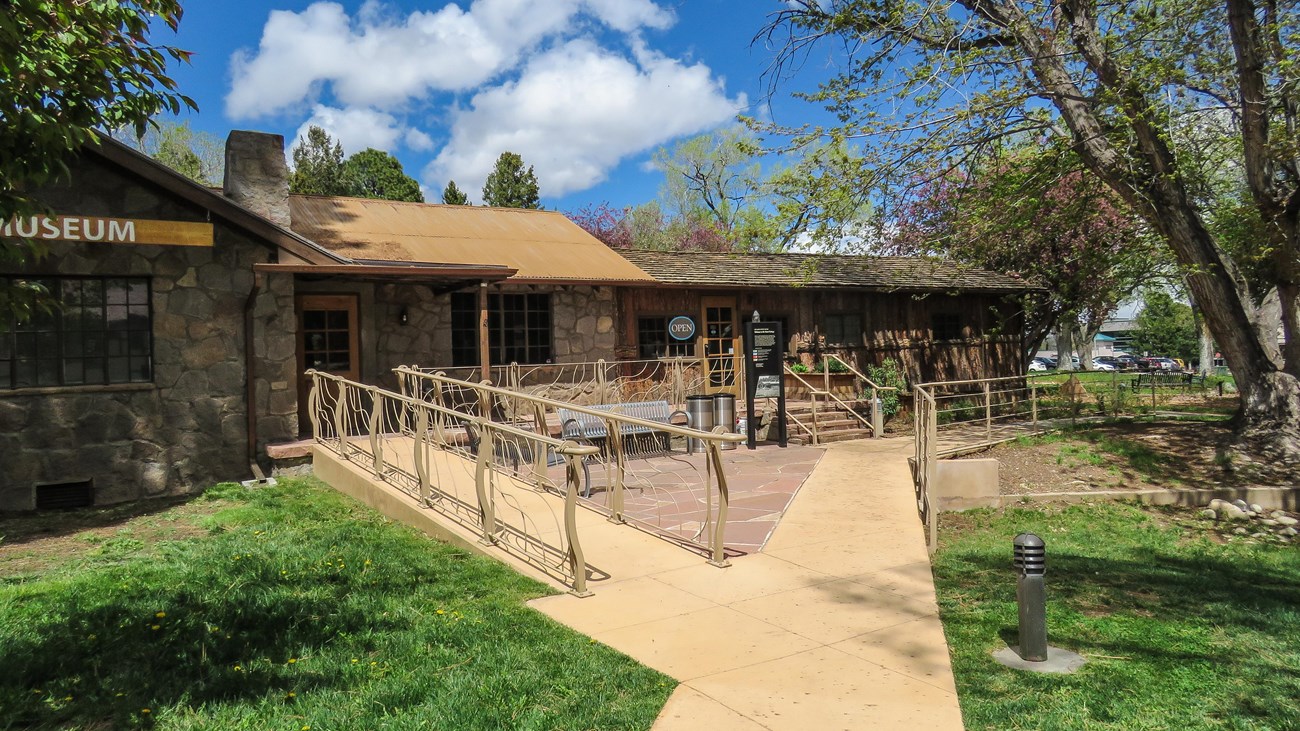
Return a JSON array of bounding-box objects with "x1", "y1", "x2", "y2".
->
[
  {"x1": 306, "y1": 369, "x2": 600, "y2": 595},
  {"x1": 910, "y1": 370, "x2": 1225, "y2": 553},
  {"x1": 393, "y1": 366, "x2": 747, "y2": 565}
]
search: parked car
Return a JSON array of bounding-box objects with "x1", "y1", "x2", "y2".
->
[
  {"x1": 1093, "y1": 355, "x2": 1120, "y2": 368},
  {"x1": 1113, "y1": 353, "x2": 1139, "y2": 371},
  {"x1": 1028, "y1": 357, "x2": 1049, "y2": 372},
  {"x1": 1138, "y1": 357, "x2": 1179, "y2": 372},
  {"x1": 1090, "y1": 358, "x2": 1117, "y2": 371}
]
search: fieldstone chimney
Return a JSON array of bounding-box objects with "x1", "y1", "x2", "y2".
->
[{"x1": 223, "y1": 130, "x2": 290, "y2": 228}]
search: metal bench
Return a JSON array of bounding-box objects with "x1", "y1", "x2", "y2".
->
[
  {"x1": 1132, "y1": 373, "x2": 1206, "y2": 391},
  {"x1": 558, "y1": 400, "x2": 685, "y2": 458}
]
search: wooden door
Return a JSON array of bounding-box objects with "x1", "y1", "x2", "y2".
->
[
  {"x1": 701, "y1": 296, "x2": 738, "y2": 394},
  {"x1": 296, "y1": 294, "x2": 360, "y2": 437}
]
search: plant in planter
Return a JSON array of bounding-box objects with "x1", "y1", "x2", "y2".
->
[{"x1": 865, "y1": 358, "x2": 907, "y2": 418}]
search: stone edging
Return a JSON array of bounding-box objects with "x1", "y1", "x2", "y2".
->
[{"x1": 1000, "y1": 486, "x2": 1300, "y2": 511}]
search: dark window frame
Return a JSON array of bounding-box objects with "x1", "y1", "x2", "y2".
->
[
  {"x1": 636, "y1": 314, "x2": 695, "y2": 360},
  {"x1": 451, "y1": 291, "x2": 554, "y2": 366},
  {"x1": 931, "y1": 313, "x2": 963, "y2": 341},
  {"x1": 823, "y1": 312, "x2": 862, "y2": 346},
  {"x1": 2, "y1": 276, "x2": 153, "y2": 389}
]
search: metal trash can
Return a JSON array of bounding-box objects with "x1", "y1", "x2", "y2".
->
[
  {"x1": 713, "y1": 393, "x2": 737, "y2": 450},
  {"x1": 686, "y1": 395, "x2": 714, "y2": 453}
]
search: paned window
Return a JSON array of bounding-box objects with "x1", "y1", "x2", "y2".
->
[
  {"x1": 2, "y1": 276, "x2": 152, "y2": 389},
  {"x1": 451, "y1": 292, "x2": 553, "y2": 366},
  {"x1": 636, "y1": 316, "x2": 695, "y2": 359},
  {"x1": 932, "y1": 313, "x2": 963, "y2": 341},
  {"x1": 823, "y1": 313, "x2": 861, "y2": 345}
]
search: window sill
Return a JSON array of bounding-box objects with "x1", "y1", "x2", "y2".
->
[{"x1": 0, "y1": 382, "x2": 156, "y2": 397}]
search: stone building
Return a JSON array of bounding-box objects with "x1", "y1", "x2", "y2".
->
[{"x1": 2, "y1": 130, "x2": 1036, "y2": 512}]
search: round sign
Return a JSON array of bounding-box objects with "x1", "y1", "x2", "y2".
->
[{"x1": 668, "y1": 315, "x2": 696, "y2": 341}]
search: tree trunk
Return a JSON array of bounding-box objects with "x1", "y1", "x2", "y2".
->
[{"x1": 1057, "y1": 325, "x2": 1075, "y2": 371}]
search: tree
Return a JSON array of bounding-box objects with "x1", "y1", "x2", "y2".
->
[
  {"x1": 1, "y1": 0, "x2": 195, "y2": 325},
  {"x1": 289, "y1": 126, "x2": 346, "y2": 196},
  {"x1": 119, "y1": 120, "x2": 223, "y2": 185},
  {"x1": 481, "y1": 152, "x2": 540, "y2": 209},
  {"x1": 762, "y1": 0, "x2": 1300, "y2": 463},
  {"x1": 340, "y1": 148, "x2": 423, "y2": 203},
  {"x1": 887, "y1": 145, "x2": 1164, "y2": 366},
  {"x1": 651, "y1": 128, "x2": 869, "y2": 252},
  {"x1": 441, "y1": 180, "x2": 470, "y2": 206},
  {"x1": 1131, "y1": 290, "x2": 1199, "y2": 363}
]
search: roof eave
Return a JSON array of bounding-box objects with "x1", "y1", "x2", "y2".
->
[{"x1": 86, "y1": 133, "x2": 348, "y2": 266}]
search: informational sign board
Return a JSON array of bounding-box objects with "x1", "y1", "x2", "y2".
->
[
  {"x1": 668, "y1": 315, "x2": 696, "y2": 341},
  {"x1": 744, "y1": 321, "x2": 787, "y2": 449}
]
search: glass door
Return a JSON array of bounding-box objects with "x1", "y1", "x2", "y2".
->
[
  {"x1": 296, "y1": 294, "x2": 360, "y2": 437},
  {"x1": 701, "y1": 296, "x2": 737, "y2": 393}
]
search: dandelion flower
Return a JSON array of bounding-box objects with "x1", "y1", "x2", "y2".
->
[
  {"x1": 155, "y1": 611, "x2": 166, "y2": 619},
  {"x1": 141, "y1": 708, "x2": 151, "y2": 715},
  {"x1": 287, "y1": 658, "x2": 297, "y2": 664}
]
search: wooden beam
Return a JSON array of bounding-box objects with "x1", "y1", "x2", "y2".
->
[{"x1": 478, "y1": 282, "x2": 491, "y2": 383}]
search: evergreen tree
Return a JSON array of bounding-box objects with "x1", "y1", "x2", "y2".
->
[
  {"x1": 1131, "y1": 290, "x2": 1198, "y2": 362},
  {"x1": 441, "y1": 180, "x2": 470, "y2": 205},
  {"x1": 289, "y1": 126, "x2": 346, "y2": 196},
  {"x1": 481, "y1": 152, "x2": 541, "y2": 209},
  {"x1": 340, "y1": 148, "x2": 422, "y2": 202}
]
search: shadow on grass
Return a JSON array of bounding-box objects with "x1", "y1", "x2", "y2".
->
[{"x1": 0, "y1": 494, "x2": 199, "y2": 546}]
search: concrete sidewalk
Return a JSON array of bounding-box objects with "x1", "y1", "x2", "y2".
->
[{"x1": 529, "y1": 437, "x2": 964, "y2": 730}]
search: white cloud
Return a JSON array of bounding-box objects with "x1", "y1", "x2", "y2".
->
[
  {"x1": 425, "y1": 39, "x2": 745, "y2": 199},
  {"x1": 291, "y1": 104, "x2": 417, "y2": 156},
  {"x1": 226, "y1": 0, "x2": 675, "y2": 119}
]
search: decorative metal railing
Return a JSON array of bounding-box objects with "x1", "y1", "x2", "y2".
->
[
  {"x1": 306, "y1": 370, "x2": 601, "y2": 596},
  {"x1": 393, "y1": 366, "x2": 746, "y2": 566},
  {"x1": 418, "y1": 358, "x2": 707, "y2": 408}
]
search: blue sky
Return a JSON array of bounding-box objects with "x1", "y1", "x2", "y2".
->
[{"x1": 161, "y1": 0, "x2": 830, "y2": 211}]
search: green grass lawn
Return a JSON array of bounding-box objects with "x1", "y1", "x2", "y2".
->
[
  {"x1": 0, "y1": 478, "x2": 672, "y2": 730},
  {"x1": 934, "y1": 503, "x2": 1300, "y2": 730}
]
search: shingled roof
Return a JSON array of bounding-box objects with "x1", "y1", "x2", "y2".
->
[{"x1": 617, "y1": 249, "x2": 1037, "y2": 293}]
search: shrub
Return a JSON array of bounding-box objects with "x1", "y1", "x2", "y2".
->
[{"x1": 866, "y1": 358, "x2": 907, "y2": 417}]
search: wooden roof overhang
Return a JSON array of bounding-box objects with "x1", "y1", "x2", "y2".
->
[{"x1": 253, "y1": 261, "x2": 516, "y2": 293}]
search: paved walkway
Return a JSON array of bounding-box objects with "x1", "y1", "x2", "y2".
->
[{"x1": 529, "y1": 437, "x2": 964, "y2": 730}]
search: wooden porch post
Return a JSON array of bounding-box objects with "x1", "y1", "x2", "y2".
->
[{"x1": 478, "y1": 282, "x2": 491, "y2": 382}]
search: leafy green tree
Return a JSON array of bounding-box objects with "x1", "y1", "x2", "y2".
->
[
  {"x1": 340, "y1": 149, "x2": 423, "y2": 203},
  {"x1": 441, "y1": 180, "x2": 470, "y2": 206},
  {"x1": 0, "y1": 0, "x2": 195, "y2": 326},
  {"x1": 120, "y1": 120, "x2": 223, "y2": 185},
  {"x1": 1131, "y1": 290, "x2": 1198, "y2": 363},
  {"x1": 761, "y1": 0, "x2": 1300, "y2": 463},
  {"x1": 481, "y1": 152, "x2": 541, "y2": 209},
  {"x1": 289, "y1": 126, "x2": 346, "y2": 196}
]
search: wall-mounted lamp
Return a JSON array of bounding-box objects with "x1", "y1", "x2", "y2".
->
[
  {"x1": 398, "y1": 307, "x2": 409, "y2": 326},
  {"x1": 752, "y1": 309, "x2": 761, "y2": 323}
]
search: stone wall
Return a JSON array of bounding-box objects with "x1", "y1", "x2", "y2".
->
[
  {"x1": 0, "y1": 154, "x2": 296, "y2": 510},
  {"x1": 552, "y1": 286, "x2": 616, "y2": 363},
  {"x1": 368, "y1": 283, "x2": 617, "y2": 383}
]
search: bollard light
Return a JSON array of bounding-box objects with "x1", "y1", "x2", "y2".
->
[{"x1": 1012, "y1": 532, "x2": 1048, "y2": 662}]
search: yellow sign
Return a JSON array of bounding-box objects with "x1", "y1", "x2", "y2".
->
[{"x1": 1, "y1": 215, "x2": 214, "y2": 247}]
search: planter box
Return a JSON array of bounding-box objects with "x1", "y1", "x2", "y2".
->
[{"x1": 783, "y1": 372, "x2": 861, "y2": 401}]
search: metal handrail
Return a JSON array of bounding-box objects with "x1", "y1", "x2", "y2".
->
[
  {"x1": 394, "y1": 366, "x2": 740, "y2": 567},
  {"x1": 306, "y1": 369, "x2": 601, "y2": 595},
  {"x1": 783, "y1": 363, "x2": 878, "y2": 440}
]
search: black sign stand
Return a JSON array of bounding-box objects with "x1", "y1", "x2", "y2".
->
[{"x1": 744, "y1": 321, "x2": 787, "y2": 449}]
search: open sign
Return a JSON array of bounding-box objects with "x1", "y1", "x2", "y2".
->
[{"x1": 668, "y1": 316, "x2": 696, "y2": 341}]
